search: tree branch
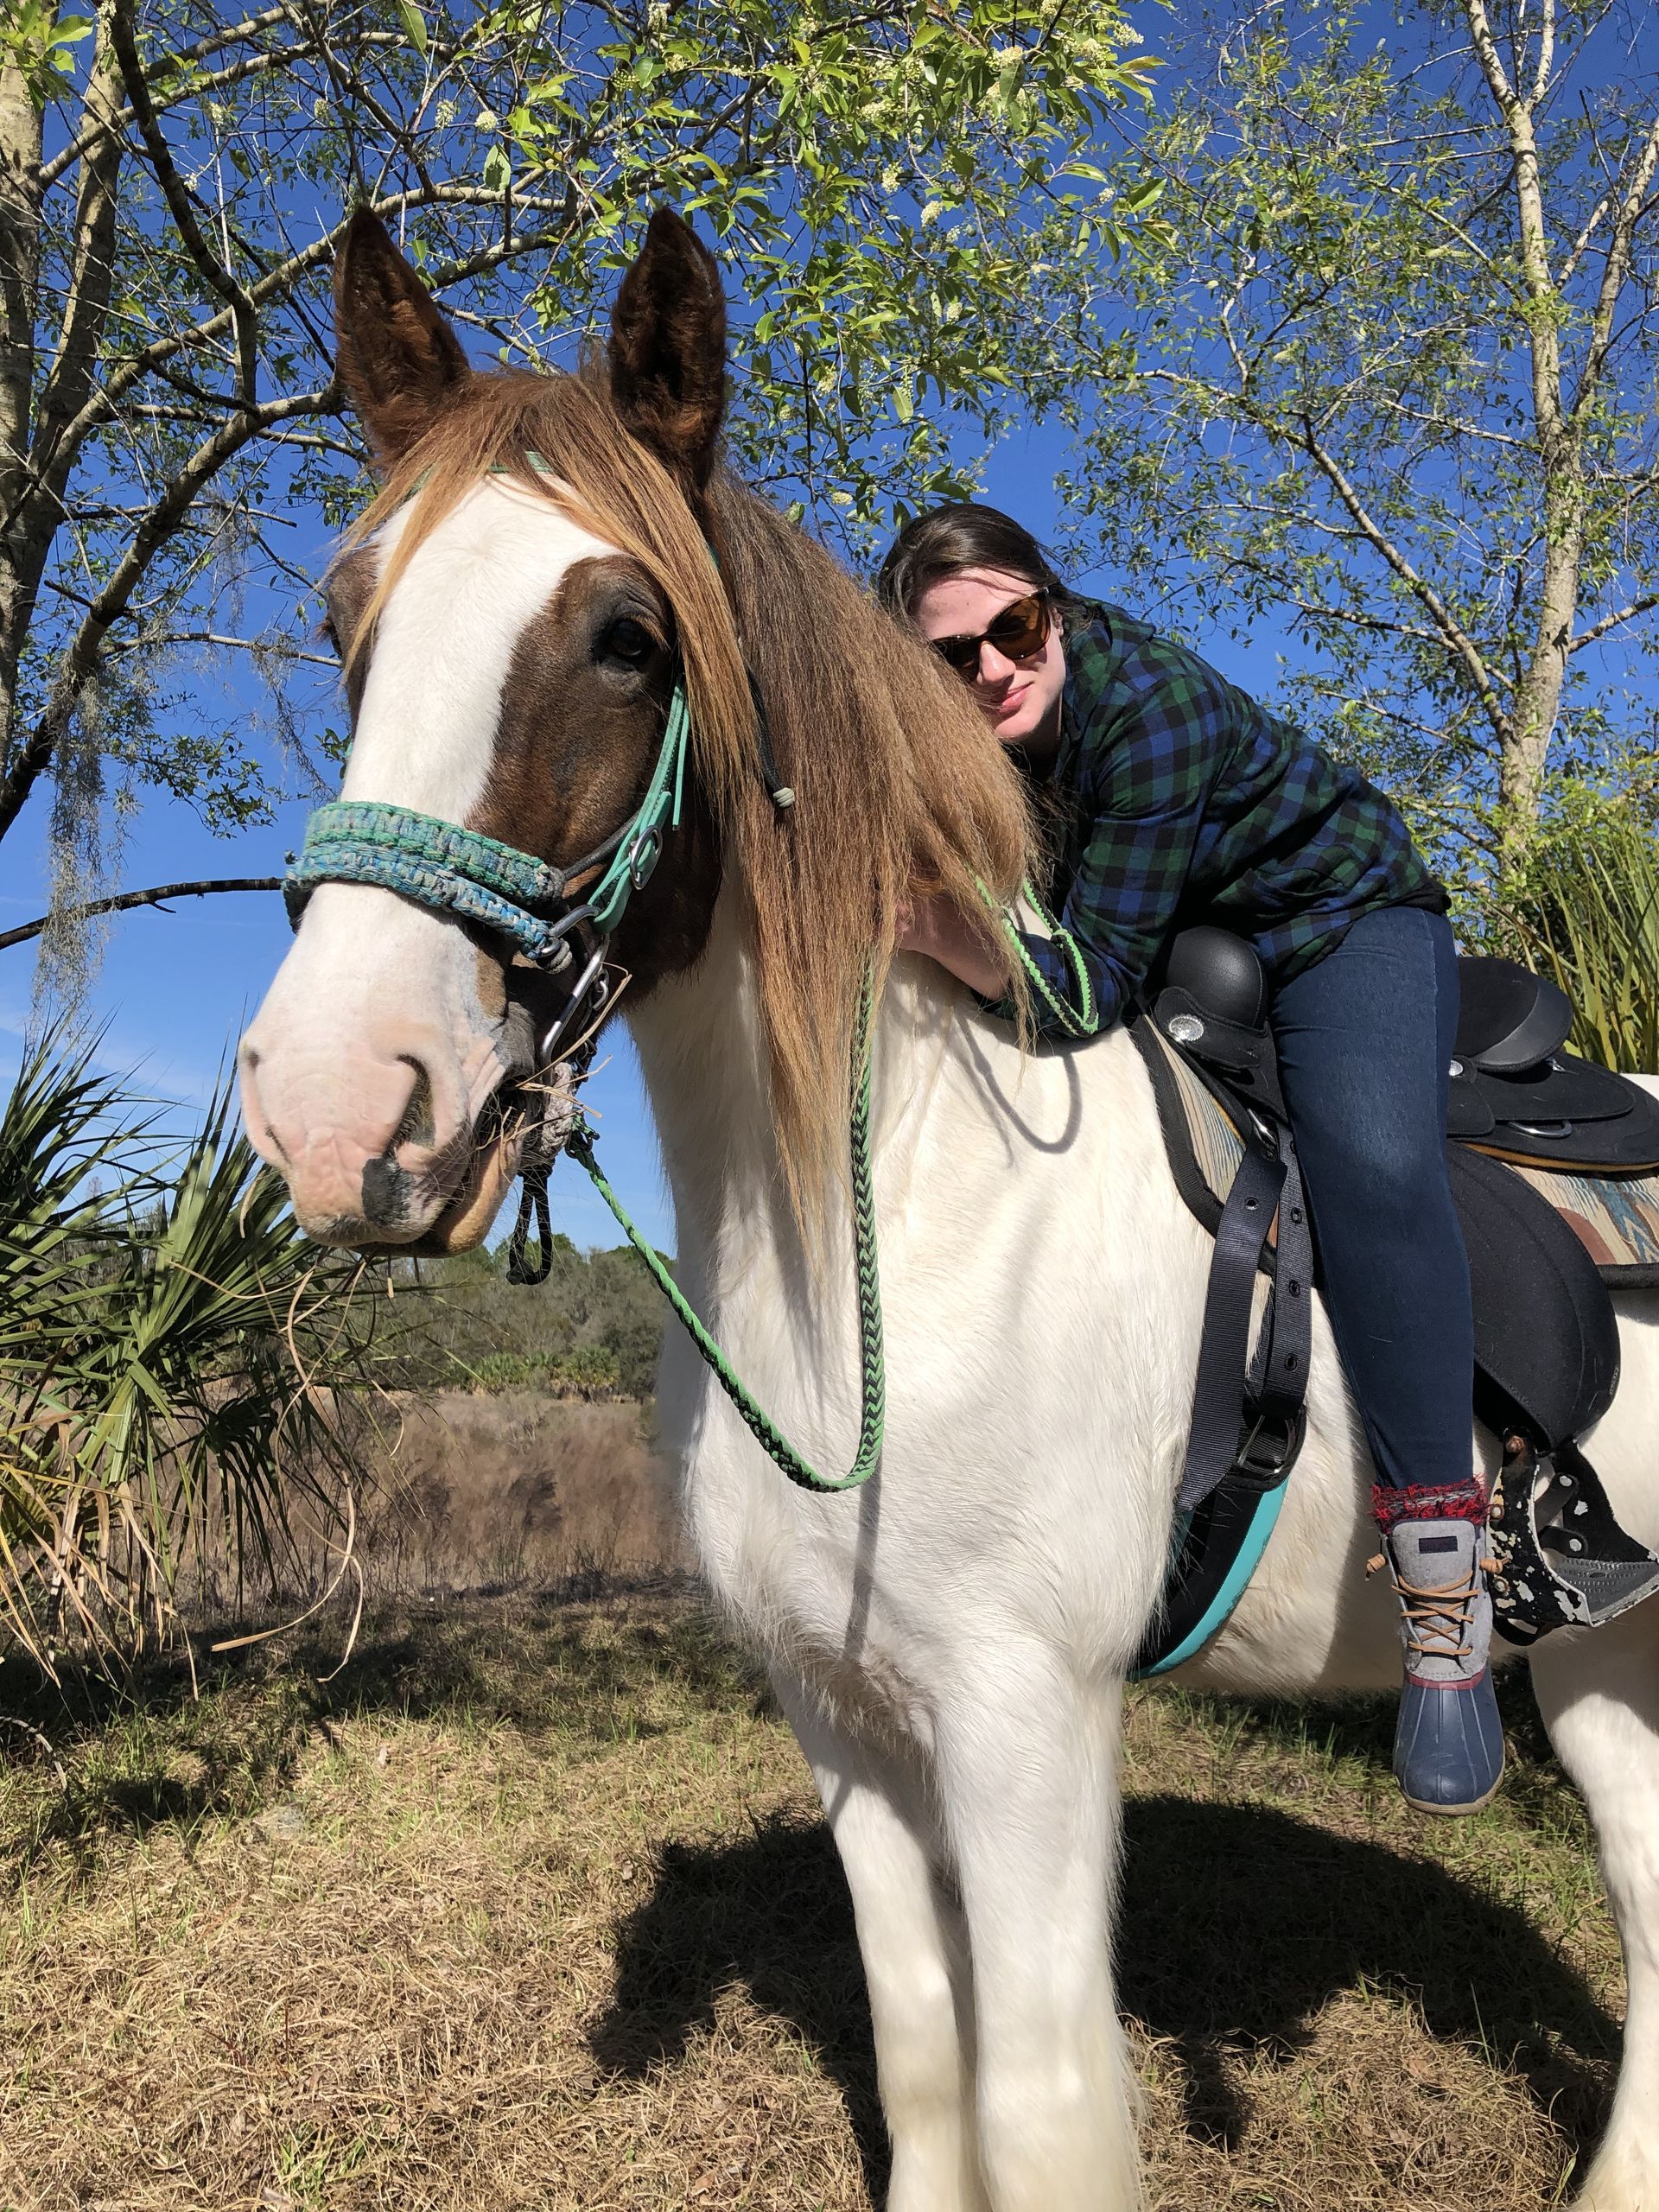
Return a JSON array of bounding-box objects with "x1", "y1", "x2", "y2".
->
[
  {"x1": 1294, "y1": 411, "x2": 1515, "y2": 747},
  {"x1": 1572, "y1": 588, "x2": 1659, "y2": 652},
  {"x1": 34, "y1": 5, "x2": 404, "y2": 191},
  {"x1": 18, "y1": 189, "x2": 576, "y2": 525},
  {"x1": 41, "y1": 41, "x2": 316, "y2": 191},
  {"x1": 0, "y1": 876, "x2": 283, "y2": 955},
  {"x1": 104, "y1": 628, "x2": 338, "y2": 664},
  {"x1": 33, "y1": 3, "x2": 125, "y2": 509},
  {"x1": 1461, "y1": 0, "x2": 1517, "y2": 114},
  {"x1": 1529, "y1": 0, "x2": 1555, "y2": 110},
  {"x1": 1573, "y1": 101, "x2": 1659, "y2": 427},
  {"x1": 0, "y1": 384, "x2": 334, "y2": 840},
  {"x1": 110, "y1": 0, "x2": 259, "y2": 415}
]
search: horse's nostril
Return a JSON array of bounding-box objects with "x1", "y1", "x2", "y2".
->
[
  {"x1": 392, "y1": 1058, "x2": 435, "y2": 1150},
  {"x1": 361, "y1": 1154, "x2": 412, "y2": 1228}
]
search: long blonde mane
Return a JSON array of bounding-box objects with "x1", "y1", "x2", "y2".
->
[{"x1": 344, "y1": 368, "x2": 1037, "y2": 1220}]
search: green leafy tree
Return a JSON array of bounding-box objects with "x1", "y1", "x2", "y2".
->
[
  {"x1": 393, "y1": 1234, "x2": 668, "y2": 1401},
  {"x1": 1058, "y1": 0, "x2": 1659, "y2": 877},
  {"x1": 1, "y1": 0, "x2": 1154, "y2": 975}
]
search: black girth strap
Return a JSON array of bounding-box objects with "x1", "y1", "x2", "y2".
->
[
  {"x1": 1176, "y1": 1127, "x2": 1313, "y2": 1513},
  {"x1": 1250, "y1": 1140, "x2": 1314, "y2": 1460}
]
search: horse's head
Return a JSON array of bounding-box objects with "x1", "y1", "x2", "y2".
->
[
  {"x1": 243, "y1": 207, "x2": 1036, "y2": 1255},
  {"x1": 238, "y1": 208, "x2": 739, "y2": 1249}
]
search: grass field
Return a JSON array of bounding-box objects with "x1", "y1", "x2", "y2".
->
[{"x1": 0, "y1": 1577, "x2": 1622, "y2": 2212}]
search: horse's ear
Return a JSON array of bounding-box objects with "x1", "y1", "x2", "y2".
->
[
  {"x1": 333, "y1": 208, "x2": 470, "y2": 466},
  {"x1": 608, "y1": 210, "x2": 727, "y2": 491}
]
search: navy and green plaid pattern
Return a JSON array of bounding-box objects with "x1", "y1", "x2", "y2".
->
[{"x1": 1006, "y1": 601, "x2": 1445, "y2": 1037}]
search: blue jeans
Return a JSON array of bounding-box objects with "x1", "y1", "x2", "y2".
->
[{"x1": 1271, "y1": 906, "x2": 1474, "y2": 1491}]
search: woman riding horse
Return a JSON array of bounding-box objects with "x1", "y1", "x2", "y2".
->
[{"x1": 876, "y1": 503, "x2": 1497, "y2": 1817}]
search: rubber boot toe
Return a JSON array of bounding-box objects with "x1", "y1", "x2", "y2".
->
[{"x1": 1394, "y1": 1667, "x2": 1505, "y2": 1815}]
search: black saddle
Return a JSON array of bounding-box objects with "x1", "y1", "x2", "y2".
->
[
  {"x1": 1450, "y1": 956, "x2": 1659, "y2": 1170},
  {"x1": 1144, "y1": 924, "x2": 1659, "y2": 1649}
]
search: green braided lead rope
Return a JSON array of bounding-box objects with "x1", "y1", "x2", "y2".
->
[
  {"x1": 982, "y1": 877, "x2": 1100, "y2": 1039},
  {"x1": 565, "y1": 982, "x2": 885, "y2": 1495},
  {"x1": 546, "y1": 878, "x2": 1079, "y2": 1491}
]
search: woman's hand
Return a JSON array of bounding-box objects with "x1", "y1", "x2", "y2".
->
[{"x1": 893, "y1": 892, "x2": 1007, "y2": 1001}]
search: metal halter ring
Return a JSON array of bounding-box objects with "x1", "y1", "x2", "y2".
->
[
  {"x1": 528, "y1": 904, "x2": 594, "y2": 971},
  {"x1": 627, "y1": 824, "x2": 663, "y2": 892}
]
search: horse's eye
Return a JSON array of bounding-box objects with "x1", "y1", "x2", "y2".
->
[{"x1": 598, "y1": 617, "x2": 654, "y2": 667}]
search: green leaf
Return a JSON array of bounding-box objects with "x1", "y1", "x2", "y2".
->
[{"x1": 397, "y1": 0, "x2": 429, "y2": 54}]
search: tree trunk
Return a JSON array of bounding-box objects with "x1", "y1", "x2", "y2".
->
[
  {"x1": 0, "y1": 54, "x2": 44, "y2": 777},
  {"x1": 0, "y1": 4, "x2": 125, "y2": 835},
  {"x1": 1498, "y1": 468, "x2": 1584, "y2": 865}
]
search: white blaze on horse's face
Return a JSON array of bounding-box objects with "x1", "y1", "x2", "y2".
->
[{"x1": 238, "y1": 480, "x2": 621, "y2": 1247}]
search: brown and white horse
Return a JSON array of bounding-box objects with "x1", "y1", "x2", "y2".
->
[{"x1": 240, "y1": 209, "x2": 1659, "y2": 2212}]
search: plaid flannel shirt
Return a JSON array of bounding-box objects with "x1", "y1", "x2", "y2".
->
[{"x1": 1001, "y1": 601, "x2": 1445, "y2": 1038}]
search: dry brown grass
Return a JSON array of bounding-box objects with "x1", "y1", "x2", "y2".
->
[
  {"x1": 182, "y1": 1393, "x2": 688, "y2": 1622},
  {"x1": 0, "y1": 1585, "x2": 1621, "y2": 2212},
  {"x1": 352, "y1": 1393, "x2": 686, "y2": 1597}
]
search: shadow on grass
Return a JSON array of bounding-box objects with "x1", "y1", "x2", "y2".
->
[
  {"x1": 594, "y1": 1794, "x2": 1617, "y2": 2193},
  {"x1": 1117, "y1": 1795, "x2": 1614, "y2": 2151},
  {"x1": 592, "y1": 1812, "x2": 890, "y2": 2202},
  {"x1": 3, "y1": 1591, "x2": 1619, "y2": 2190},
  {"x1": 0, "y1": 1578, "x2": 747, "y2": 1881}
]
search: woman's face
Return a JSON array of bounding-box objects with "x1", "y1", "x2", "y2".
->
[{"x1": 912, "y1": 565, "x2": 1067, "y2": 756}]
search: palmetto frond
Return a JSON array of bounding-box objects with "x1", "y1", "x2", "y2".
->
[{"x1": 0, "y1": 1033, "x2": 396, "y2": 1669}]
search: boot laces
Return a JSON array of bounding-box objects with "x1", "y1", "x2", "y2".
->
[{"x1": 1367, "y1": 1550, "x2": 1497, "y2": 1664}]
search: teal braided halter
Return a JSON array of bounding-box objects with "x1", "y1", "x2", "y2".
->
[
  {"x1": 283, "y1": 659, "x2": 885, "y2": 1495},
  {"x1": 283, "y1": 679, "x2": 692, "y2": 962}
]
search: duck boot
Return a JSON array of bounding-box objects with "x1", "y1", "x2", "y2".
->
[{"x1": 1380, "y1": 1512, "x2": 1505, "y2": 1815}]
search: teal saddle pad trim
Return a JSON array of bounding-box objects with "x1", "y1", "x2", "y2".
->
[{"x1": 1130, "y1": 1486, "x2": 1289, "y2": 1680}]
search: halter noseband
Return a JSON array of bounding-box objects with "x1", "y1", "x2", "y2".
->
[{"x1": 282, "y1": 677, "x2": 691, "y2": 981}]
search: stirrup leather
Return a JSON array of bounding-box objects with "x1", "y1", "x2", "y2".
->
[{"x1": 1488, "y1": 1436, "x2": 1659, "y2": 1644}]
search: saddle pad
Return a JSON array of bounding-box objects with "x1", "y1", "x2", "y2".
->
[
  {"x1": 1135, "y1": 1020, "x2": 1659, "y2": 1289},
  {"x1": 1138, "y1": 1023, "x2": 1249, "y2": 1240},
  {"x1": 1500, "y1": 1160, "x2": 1659, "y2": 1287}
]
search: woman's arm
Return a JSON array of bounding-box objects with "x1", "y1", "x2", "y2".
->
[{"x1": 894, "y1": 895, "x2": 1006, "y2": 999}]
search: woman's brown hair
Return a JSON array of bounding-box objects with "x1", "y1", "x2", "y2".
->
[{"x1": 874, "y1": 502, "x2": 1081, "y2": 623}]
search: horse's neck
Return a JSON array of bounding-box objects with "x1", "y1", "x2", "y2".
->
[
  {"x1": 625, "y1": 893, "x2": 1165, "y2": 1311},
  {"x1": 624, "y1": 898, "x2": 778, "y2": 1261}
]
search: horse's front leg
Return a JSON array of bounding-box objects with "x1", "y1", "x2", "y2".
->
[
  {"x1": 1530, "y1": 1602, "x2": 1659, "y2": 2212},
  {"x1": 937, "y1": 1655, "x2": 1141, "y2": 2212},
  {"x1": 772, "y1": 1669, "x2": 991, "y2": 2212}
]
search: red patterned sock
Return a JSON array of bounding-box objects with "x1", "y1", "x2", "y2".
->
[{"x1": 1370, "y1": 1480, "x2": 1489, "y2": 1534}]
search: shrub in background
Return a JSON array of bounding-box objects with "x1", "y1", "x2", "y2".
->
[
  {"x1": 1480, "y1": 796, "x2": 1659, "y2": 1074},
  {"x1": 399, "y1": 1235, "x2": 666, "y2": 1402},
  {"x1": 0, "y1": 1032, "x2": 398, "y2": 1666}
]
